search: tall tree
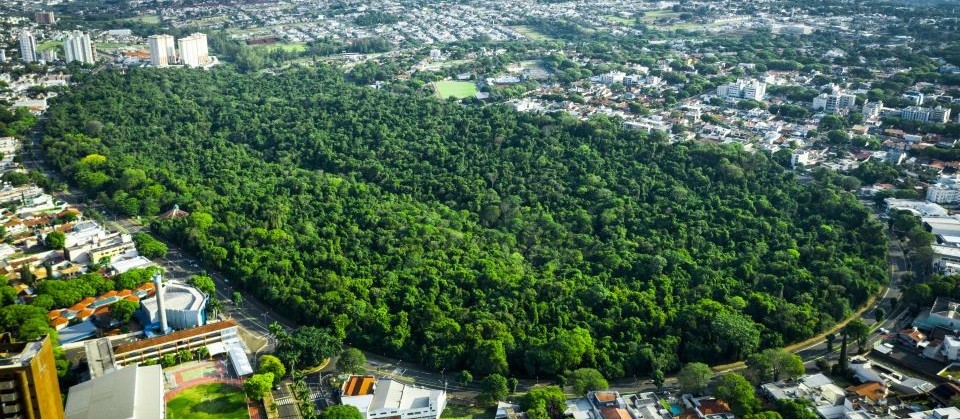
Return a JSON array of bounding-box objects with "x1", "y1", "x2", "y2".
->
[
  {"x1": 678, "y1": 363, "x2": 713, "y2": 394},
  {"x1": 713, "y1": 373, "x2": 761, "y2": 417}
]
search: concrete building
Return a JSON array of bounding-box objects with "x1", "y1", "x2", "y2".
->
[
  {"x1": 863, "y1": 101, "x2": 883, "y2": 120},
  {"x1": 34, "y1": 12, "x2": 55, "y2": 25},
  {"x1": 39, "y1": 50, "x2": 57, "y2": 63},
  {"x1": 340, "y1": 376, "x2": 447, "y2": 419},
  {"x1": 915, "y1": 297, "x2": 960, "y2": 331},
  {"x1": 927, "y1": 176, "x2": 960, "y2": 203},
  {"x1": 138, "y1": 276, "x2": 207, "y2": 332},
  {"x1": 717, "y1": 79, "x2": 766, "y2": 101},
  {"x1": 110, "y1": 319, "x2": 251, "y2": 376},
  {"x1": 0, "y1": 335, "x2": 65, "y2": 419},
  {"x1": 932, "y1": 245, "x2": 960, "y2": 275},
  {"x1": 147, "y1": 35, "x2": 176, "y2": 67},
  {"x1": 64, "y1": 365, "x2": 163, "y2": 419},
  {"x1": 900, "y1": 106, "x2": 950, "y2": 123},
  {"x1": 18, "y1": 32, "x2": 37, "y2": 63},
  {"x1": 812, "y1": 93, "x2": 857, "y2": 114},
  {"x1": 63, "y1": 32, "x2": 95, "y2": 64},
  {"x1": 909, "y1": 408, "x2": 960, "y2": 419},
  {"x1": 178, "y1": 33, "x2": 209, "y2": 67}
]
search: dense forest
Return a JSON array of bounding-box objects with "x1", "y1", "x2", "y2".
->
[{"x1": 41, "y1": 67, "x2": 887, "y2": 379}]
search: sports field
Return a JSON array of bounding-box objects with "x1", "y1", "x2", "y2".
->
[
  {"x1": 433, "y1": 81, "x2": 478, "y2": 99},
  {"x1": 166, "y1": 383, "x2": 247, "y2": 419}
]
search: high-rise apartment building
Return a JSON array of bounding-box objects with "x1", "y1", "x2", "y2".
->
[
  {"x1": 716, "y1": 79, "x2": 766, "y2": 101},
  {"x1": 177, "y1": 33, "x2": 209, "y2": 67},
  {"x1": 18, "y1": 32, "x2": 37, "y2": 63},
  {"x1": 812, "y1": 93, "x2": 857, "y2": 114},
  {"x1": 34, "y1": 11, "x2": 56, "y2": 25},
  {"x1": 147, "y1": 34, "x2": 176, "y2": 67},
  {"x1": 0, "y1": 335, "x2": 65, "y2": 419},
  {"x1": 63, "y1": 31, "x2": 95, "y2": 64}
]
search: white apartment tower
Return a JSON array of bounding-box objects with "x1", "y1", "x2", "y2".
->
[
  {"x1": 178, "y1": 33, "x2": 209, "y2": 68},
  {"x1": 64, "y1": 31, "x2": 95, "y2": 64},
  {"x1": 19, "y1": 31, "x2": 37, "y2": 63},
  {"x1": 148, "y1": 34, "x2": 176, "y2": 67},
  {"x1": 812, "y1": 93, "x2": 857, "y2": 114},
  {"x1": 717, "y1": 79, "x2": 766, "y2": 101}
]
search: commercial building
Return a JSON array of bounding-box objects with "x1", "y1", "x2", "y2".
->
[
  {"x1": 34, "y1": 12, "x2": 56, "y2": 25},
  {"x1": 0, "y1": 334, "x2": 65, "y2": 419},
  {"x1": 147, "y1": 35, "x2": 176, "y2": 67},
  {"x1": 812, "y1": 93, "x2": 857, "y2": 114},
  {"x1": 63, "y1": 32, "x2": 95, "y2": 64},
  {"x1": 178, "y1": 33, "x2": 210, "y2": 67},
  {"x1": 716, "y1": 79, "x2": 766, "y2": 101},
  {"x1": 18, "y1": 32, "x2": 37, "y2": 63},
  {"x1": 340, "y1": 376, "x2": 447, "y2": 419},
  {"x1": 64, "y1": 365, "x2": 163, "y2": 419}
]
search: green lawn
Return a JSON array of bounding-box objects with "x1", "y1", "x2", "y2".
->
[
  {"x1": 441, "y1": 404, "x2": 491, "y2": 419},
  {"x1": 604, "y1": 15, "x2": 636, "y2": 25},
  {"x1": 433, "y1": 81, "x2": 478, "y2": 99},
  {"x1": 166, "y1": 383, "x2": 247, "y2": 419},
  {"x1": 123, "y1": 14, "x2": 160, "y2": 24},
  {"x1": 253, "y1": 42, "x2": 308, "y2": 53},
  {"x1": 509, "y1": 25, "x2": 550, "y2": 41},
  {"x1": 36, "y1": 41, "x2": 61, "y2": 52}
]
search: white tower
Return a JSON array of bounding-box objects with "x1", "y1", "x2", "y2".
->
[
  {"x1": 148, "y1": 34, "x2": 176, "y2": 67},
  {"x1": 19, "y1": 31, "x2": 37, "y2": 63},
  {"x1": 64, "y1": 31, "x2": 94, "y2": 64},
  {"x1": 153, "y1": 273, "x2": 170, "y2": 334}
]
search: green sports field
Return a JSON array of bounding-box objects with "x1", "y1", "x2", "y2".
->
[
  {"x1": 433, "y1": 81, "x2": 478, "y2": 99},
  {"x1": 166, "y1": 383, "x2": 246, "y2": 419}
]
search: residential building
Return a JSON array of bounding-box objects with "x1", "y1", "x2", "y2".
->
[
  {"x1": 178, "y1": 33, "x2": 210, "y2": 67},
  {"x1": 812, "y1": 93, "x2": 857, "y2": 114},
  {"x1": 18, "y1": 31, "x2": 37, "y2": 63},
  {"x1": 34, "y1": 12, "x2": 55, "y2": 24},
  {"x1": 898, "y1": 327, "x2": 927, "y2": 348},
  {"x1": 587, "y1": 391, "x2": 639, "y2": 419},
  {"x1": 900, "y1": 106, "x2": 950, "y2": 123},
  {"x1": 0, "y1": 334, "x2": 65, "y2": 419},
  {"x1": 927, "y1": 176, "x2": 960, "y2": 203},
  {"x1": 863, "y1": 101, "x2": 883, "y2": 119},
  {"x1": 762, "y1": 373, "x2": 846, "y2": 407},
  {"x1": 908, "y1": 407, "x2": 960, "y2": 419},
  {"x1": 64, "y1": 365, "x2": 163, "y2": 419},
  {"x1": 39, "y1": 50, "x2": 57, "y2": 63},
  {"x1": 717, "y1": 79, "x2": 766, "y2": 101},
  {"x1": 63, "y1": 32, "x2": 95, "y2": 64},
  {"x1": 340, "y1": 375, "x2": 447, "y2": 419},
  {"x1": 147, "y1": 35, "x2": 176, "y2": 67},
  {"x1": 932, "y1": 245, "x2": 960, "y2": 274},
  {"x1": 677, "y1": 395, "x2": 733, "y2": 419}
]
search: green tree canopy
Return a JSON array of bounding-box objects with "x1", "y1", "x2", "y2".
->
[
  {"x1": 567, "y1": 368, "x2": 609, "y2": 395},
  {"x1": 258, "y1": 355, "x2": 287, "y2": 386},
  {"x1": 244, "y1": 372, "x2": 274, "y2": 400},
  {"x1": 713, "y1": 373, "x2": 761, "y2": 417},
  {"x1": 322, "y1": 405, "x2": 364, "y2": 419},
  {"x1": 678, "y1": 362, "x2": 713, "y2": 394},
  {"x1": 337, "y1": 348, "x2": 367, "y2": 374}
]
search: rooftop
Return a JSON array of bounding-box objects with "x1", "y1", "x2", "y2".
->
[
  {"x1": 141, "y1": 281, "x2": 205, "y2": 313},
  {"x1": 64, "y1": 364, "x2": 163, "y2": 419},
  {"x1": 114, "y1": 319, "x2": 237, "y2": 355},
  {"x1": 369, "y1": 379, "x2": 444, "y2": 413},
  {"x1": 343, "y1": 375, "x2": 377, "y2": 396}
]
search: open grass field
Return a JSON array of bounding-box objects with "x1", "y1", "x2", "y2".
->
[
  {"x1": 124, "y1": 14, "x2": 160, "y2": 24},
  {"x1": 36, "y1": 41, "x2": 61, "y2": 52},
  {"x1": 166, "y1": 383, "x2": 247, "y2": 419},
  {"x1": 509, "y1": 25, "x2": 551, "y2": 41},
  {"x1": 253, "y1": 42, "x2": 308, "y2": 53},
  {"x1": 441, "y1": 404, "x2": 492, "y2": 419},
  {"x1": 433, "y1": 81, "x2": 478, "y2": 99}
]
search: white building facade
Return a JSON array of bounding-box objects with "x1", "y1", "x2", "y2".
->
[
  {"x1": 63, "y1": 32, "x2": 95, "y2": 64},
  {"x1": 148, "y1": 34, "x2": 176, "y2": 67},
  {"x1": 178, "y1": 33, "x2": 209, "y2": 67},
  {"x1": 19, "y1": 31, "x2": 37, "y2": 63}
]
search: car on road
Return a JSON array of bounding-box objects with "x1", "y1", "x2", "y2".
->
[{"x1": 879, "y1": 328, "x2": 890, "y2": 335}]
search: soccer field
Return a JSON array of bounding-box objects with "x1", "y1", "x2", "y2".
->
[{"x1": 433, "y1": 81, "x2": 478, "y2": 99}]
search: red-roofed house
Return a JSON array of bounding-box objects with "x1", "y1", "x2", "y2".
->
[{"x1": 899, "y1": 327, "x2": 928, "y2": 348}]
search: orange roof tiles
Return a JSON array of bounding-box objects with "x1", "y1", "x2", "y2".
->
[
  {"x1": 600, "y1": 408, "x2": 631, "y2": 419},
  {"x1": 93, "y1": 306, "x2": 110, "y2": 316},
  {"x1": 76, "y1": 309, "x2": 93, "y2": 320},
  {"x1": 123, "y1": 295, "x2": 140, "y2": 303},
  {"x1": 342, "y1": 375, "x2": 377, "y2": 396},
  {"x1": 101, "y1": 291, "x2": 118, "y2": 298},
  {"x1": 118, "y1": 290, "x2": 132, "y2": 297},
  {"x1": 698, "y1": 400, "x2": 731, "y2": 415},
  {"x1": 846, "y1": 382, "x2": 887, "y2": 402},
  {"x1": 50, "y1": 317, "x2": 68, "y2": 328},
  {"x1": 47, "y1": 310, "x2": 62, "y2": 320},
  {"x1": 594, "y1": 392, "x2": 618, "y2": 403}
]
